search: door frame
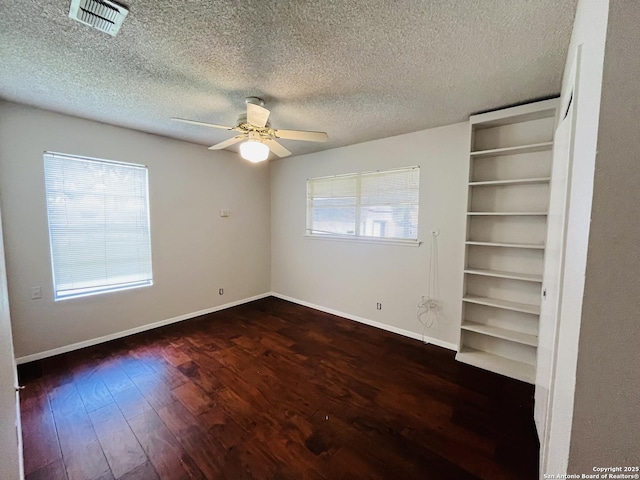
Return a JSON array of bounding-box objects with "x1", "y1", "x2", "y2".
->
[
  {"x1": 537, "y1": 45, "x2": 581, "y2": 472},
  {"x1": 0, "y1": 203, "x2": 23, "y2": 480}
]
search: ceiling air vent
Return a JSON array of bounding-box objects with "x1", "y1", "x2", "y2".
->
[{"x1": 69, "y1": 0, "x2": 128, "y2": 36}]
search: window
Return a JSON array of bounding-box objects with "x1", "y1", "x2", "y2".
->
[
  {"x1": 44, "y1": 152, "x2": 153, "y2": 300},
  {"x1": 306, "y1": 166, "x2": 420, "y2": 243}
]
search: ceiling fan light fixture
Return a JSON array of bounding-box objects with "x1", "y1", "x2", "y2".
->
[
  {"x1": 240, "y1": 140, "x2": 269, "y2": 163},
  {"x1": 173, "y1": 97, "x2": 326, "y2": 160}
]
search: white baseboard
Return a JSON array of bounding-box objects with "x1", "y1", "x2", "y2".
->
[
  {"x1": 16, "y1": 291, "x2": 457, "y2": 365},
  {"x1": 15, "y1": 292, "x2": 271, "y2": 365},
  {"x1": 270, "y1": 292, "x2": 457, "y2": 351}
]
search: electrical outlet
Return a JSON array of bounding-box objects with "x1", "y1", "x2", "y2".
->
[
  {"x1": 376, "y1": 302, "x2": 382, "y2": 310},
  {"x1": 219, "y1": 288, "x2": 224, "y2": 295},
  {"x1": 31, "y1": 286, "x2": 42, "y2": 300}
]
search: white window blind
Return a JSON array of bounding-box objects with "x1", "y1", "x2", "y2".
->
[
  {"x1": 44, "y1": 152, "x2": 153, "y2": 300},
  {"x1": 307, "y1": 166, "x2": 420, "y2": 242}
]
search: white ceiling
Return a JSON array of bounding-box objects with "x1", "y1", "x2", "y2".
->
[{"x1": 0, "y1": 0, "x2": 577, "y2": 158}]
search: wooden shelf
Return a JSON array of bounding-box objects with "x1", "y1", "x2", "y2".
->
[
  {"x1": 465, "y1": 241, "x2": 545, "y2": 250},
  {"x1": 459, "y1": 99, "x2": 557, "y2": 383},
  {"x1": 456, "y1": 349, "x2": 535, "y2": 384},
  {"x1": 461, "y1": 321, "x2": 538, "y2": 347},
  {"x1": 469, "y1": 99, "x2": 559, "y2": 127},
  {"x1": 469, "y1": 177, "x2": 551, "y2": 187},
  {"x1": 464, "y1": 268, "x2": 542, "y2": 283},
  {"x1": 470, "y1": 142, "x2": 553, "y2": 158},
  {"x1": 463, "y1": 295, "x2": 540, "y2": 315},
  {"x1": 467, "y1": 211, "x2": 547, "y2": 216}
]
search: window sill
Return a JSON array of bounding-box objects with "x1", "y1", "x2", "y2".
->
[{"x1": 304, "y1": 234, "x2": 421, "y2": 247}]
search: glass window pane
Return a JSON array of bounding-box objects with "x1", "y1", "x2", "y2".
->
[
  {"x1": 307, "y1": 167, "x2": 419, "y2": 241},
  {"x1": 44, "y1": 153, "x2": 153, "y2": 300}
]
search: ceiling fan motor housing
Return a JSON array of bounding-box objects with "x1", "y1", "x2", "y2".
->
[
  {"x1": 236, "y1": 114, "x2": 271, "y2": 130},
  {"x1": 245, "y1": 96, "x2": 264, "y2": 107}
]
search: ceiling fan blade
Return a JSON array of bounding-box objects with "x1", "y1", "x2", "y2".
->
[
  {"x1": 208, "y1": 134, "x2": 246, "y2": 150},
  {"x1": 264, "y1": 138, "x2": 292, "y2": 158},
  {"x1": 172, "y1": 117, "x2": 234, "y2": 130},
  {"x1": 274, "y1": 129, "x2": 329, "y2": 142},
  {"x1": 247, "y1": 103, "x2": 270, "y2": 128}
]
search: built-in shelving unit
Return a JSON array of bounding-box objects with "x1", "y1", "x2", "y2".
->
[
  {"x1": 457, "y1": 349, "x2": 536, "y2": 384},
  {"x1": 464, "y1": 268, "x2": 543, "y2": 283},
  {"x1": 463, "y1": 295, "x2": 541, "y2": 315},
  {"x1": 461, "y1": 322, "x2": 538, "y2": 347},
  {"x1": 456, "y1": 98, "x2": 558, "y2": 384},
  {"x1": 468, "y1": 177, "x2": 550, "y2": 187},
  {"x1": 469, "y1": 141, "x2": 554, "y2": 158},
  {"x1": 464, "y1": 241, "x2": 545, "y2": 249}
]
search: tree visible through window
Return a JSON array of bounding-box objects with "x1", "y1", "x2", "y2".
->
[
  {"x1": 44, "y1": 152, "x2": 153, "y2": 300},
  {"x1": 306, "y1": 166, "x2": 420, "y2": 242}
]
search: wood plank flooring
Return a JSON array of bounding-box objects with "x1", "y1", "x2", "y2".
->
[{"x1": 18, "y1": 297, "x2": 539, "y2": 479}]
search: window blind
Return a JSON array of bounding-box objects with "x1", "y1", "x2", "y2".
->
[
  {"x1": 307, "y1": 166, "x2": 419, "y2": 241},
  {"x1": 44, "y1": 152, "x2": 153, "y2": 300}
]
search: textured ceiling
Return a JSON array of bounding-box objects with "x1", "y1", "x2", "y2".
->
[{"x1": 0, "y1": 0, "x2": 577, "y2": 159}]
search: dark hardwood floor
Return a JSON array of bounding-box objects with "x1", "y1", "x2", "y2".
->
[{"x1": 18, "y1": 297, "x2": 539, "y2": 480}]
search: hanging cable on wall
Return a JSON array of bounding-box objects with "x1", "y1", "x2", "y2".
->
[{"x1": 417, "y1": 229, "x2": 441, "y2": 344}]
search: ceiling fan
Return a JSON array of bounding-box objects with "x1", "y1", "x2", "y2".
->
[{"x1": 172, "y1": 97, "x2": 329, "y2": 163}]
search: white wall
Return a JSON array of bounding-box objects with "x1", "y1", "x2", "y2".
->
[
  {"x1": 270, "y1": 123, "x2": 469, "y2": 348},
  {"x1": 0, "y1": 102, "x2": 271, "y2": 359},
  {"x1": 544, "y1": 0, "x2": 609, "y2": 473},
  {"x1": 568, "y1": 0, "x2": 640, "y2": 470}
]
